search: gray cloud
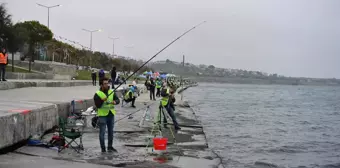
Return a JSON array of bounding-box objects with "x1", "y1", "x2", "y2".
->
[{"x1": 4, "y1": 0, "x2": 340, "y2": 78}]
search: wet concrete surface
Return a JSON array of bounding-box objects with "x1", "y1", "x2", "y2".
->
[{"x1": 0, "y1": 85, "x2": 221, "y2": 168}]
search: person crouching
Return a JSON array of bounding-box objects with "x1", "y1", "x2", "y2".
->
[{"x1": 124, "y1": 86, "x2": 137, "y2": 108}]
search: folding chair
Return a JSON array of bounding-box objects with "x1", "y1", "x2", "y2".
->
[{"x1": 58, "y1": 117, "x2": 84, "y2": 153}]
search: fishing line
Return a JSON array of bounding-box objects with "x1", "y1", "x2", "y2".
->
[{"x1": 108, "y1": 21, "x2": 207, "y2": 97}]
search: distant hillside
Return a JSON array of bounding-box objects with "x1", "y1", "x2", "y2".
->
[
  {"x1": 150, "y1": 59, "x2": 340, "y2": 86},
  {"x1": 149, "y1": 59, "x2": 203, "y2": 76},
  {"x1": 150, "y1": 59, "x2": 272, "y2": 78}
]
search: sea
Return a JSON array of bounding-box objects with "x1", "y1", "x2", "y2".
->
[{"x1": 183, "y1": 83, "x2": 340, "y2": 168}]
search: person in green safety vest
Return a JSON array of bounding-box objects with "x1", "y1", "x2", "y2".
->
[
  {"x1": 93, "y1": 77, "x2": 120, "y2": 153},
  {"x1": 160, "y1": 85, "x2": 181, "y2": 130},
  {"x1": 124, "y1": 85, "x2": 137, "y2": 108},
  {"x1": 155, "y1": 78, "x2": 162, "y2": 97}
]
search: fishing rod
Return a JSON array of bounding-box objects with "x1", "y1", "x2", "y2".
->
[
  {"x1": 114, "y1": 101, "x2": 158, "y2": 124},
  {"x1": 109, "y1": 21, "x2": 207, "y2": 96}
]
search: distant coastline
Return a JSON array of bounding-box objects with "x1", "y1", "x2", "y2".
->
[{"x1": 187, "y1": 76, "x2": 340, "y2": 86}]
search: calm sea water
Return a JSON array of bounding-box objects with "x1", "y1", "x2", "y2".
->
[{"x1": 183, "y1": 83, "x2": 340, "y2": 168}]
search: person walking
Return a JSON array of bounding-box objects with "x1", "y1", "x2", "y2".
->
[
  {"x1": 110, "y1": 67, "x2": 117, "y2": 89},
  {"x1": 0, "y1": 48, "x2": 8, "y2": 81},
  {"x1": 149, "y1": 77, "x2": 156, "y2": 101},
  {"x1": 91, "y1": 69, "x2": 97, "y2": 86},
  {"x1": 93, "y1": 77, "x2": 120, "y2": 153}
]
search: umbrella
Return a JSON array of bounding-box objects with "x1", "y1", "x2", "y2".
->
[
  {"x1": 160, "y1": 74, "x2": 167, "y2": 78},
  {"x1": 153, "y1": 72, "x2": 160, "y2": 76},
  {"x1": 147, "y1": 71, "x2": 153, "y2": 75},
  {"x1": 138, "y1": 75, "x2": 147, "y2": 78}
]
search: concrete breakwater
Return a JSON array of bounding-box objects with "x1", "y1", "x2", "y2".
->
[
  {"x1": 0, "y1": 80, "x2": 93, "y2": 90},
  {"x1": 0, "y1": 84, "x2": 221, "y2": 168},
  {"x1": 0, "y1": 84, "x2": 144, "y2": 150}
]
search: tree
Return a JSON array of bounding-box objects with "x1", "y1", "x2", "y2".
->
[
  {"x1": 122, "y1": 61, "x2": 132, "y2": 75},
  {"x1": 0, "y1": 3, "x2": 12, "y2": 48},
  {"x1": 208, "y1": 65, "x2": 215, "y2": 69},
  {"x1": 15, "y1": 21, "x2": 53, "y2": 65},
  {"x1": 112, "y1": 58, "x2": 121, "y2": 71},
  {"x1": 7, "y1": 24, "x2": 27, "y2": 72}
]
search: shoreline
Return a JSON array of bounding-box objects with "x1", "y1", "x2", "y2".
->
[{"x1": 189, "y1": 76, "x2": 340, "y2": 86}]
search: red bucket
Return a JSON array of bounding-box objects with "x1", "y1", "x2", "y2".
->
[{"x1": 153, "y1": 137, "x2": 168, "y2": 150}]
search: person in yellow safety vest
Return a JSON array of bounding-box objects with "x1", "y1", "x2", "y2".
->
[
  {"x1": 0, "y1": 48, "x2": 8, "y2": 81},
  {"x1": 124, "y1": 85, "x2": 136, "y2": 108},
  {"x1": 93, "y1": 77, "x2": 120, "y2": 153},
  {"x1": 160, "y1": 85, "x2": 181, "y2": 130},
  {"x1": 155, "y1": 78, "x2": 162, "y2": 97}
]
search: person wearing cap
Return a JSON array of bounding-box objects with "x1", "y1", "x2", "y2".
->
[
  {"x1": 124, "y1": 85, "x2": 136, "y2": 108},
  {"x1": 160, "y1": 85, "x2": 181, "y2": 130}
]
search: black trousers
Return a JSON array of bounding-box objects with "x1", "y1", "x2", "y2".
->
[
  {"x1": 124, "y1": 97, "x2": 136, "y2": 106},
  {"x1": 156, "y1": 88, "x2": 161, "y2": 97},
  {"x1": 91, "y1": 76, "x2": 96, "y2": 86},
  {"x1": 0, "y1": 64, "x2": 6, "y2": 80},
  {"x1": 111, "y1": 80, "x2": 115, "y2": 89},
  {"x1": 150, "y1": 88, "x2": 155, "y2": 100}
]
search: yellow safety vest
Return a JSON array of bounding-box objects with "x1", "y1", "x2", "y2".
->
[
  {"x1": 156, "y1": 81, "x2": 161, "y2": 88},
  {"x1": 161, "y1": 88, "x2": 170, "y2": 107},
  {"x1": 124, "y1": 90, "x2": 134, "y2": 100},
  {"x1": 96, "y1": 90, "x2": 116, "y2": 116}
]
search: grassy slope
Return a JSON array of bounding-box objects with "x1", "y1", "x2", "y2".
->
[{"x1": 6, "y1": 66, "x2": 31, "y2": 73}]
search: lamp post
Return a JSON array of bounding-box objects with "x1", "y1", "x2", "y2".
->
[
  {"x1": 124, "y1": 45, "x2": 134, "y2": 59},
  {"x1": 108, "y1": 37, "x2": 119, "y2": 57},
  {"x1": 36, "y1": 3, "x2": 61, "y2": 28},
  {"x1": 82, "y1": 29, "x2": 101, "y2": 67}
]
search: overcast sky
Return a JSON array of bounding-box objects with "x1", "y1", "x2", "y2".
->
[{"x1": 4, "y1": 0, "x2": 340, "y2": 78}]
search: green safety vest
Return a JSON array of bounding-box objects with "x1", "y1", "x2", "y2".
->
[
  {"x1": 156, "y1": 81, "x2": 161, "y2": 88},
  {"x1": 96, "y1": 90, "x2": 116, "y2": 116},
  {"x1": 124, "y1": 90, "x2": 134, "y2": 100},
  {"x1": 161, "y1": 88, "x2": 170, "y2": 107}
]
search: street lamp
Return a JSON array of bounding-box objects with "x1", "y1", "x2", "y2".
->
[
  {"x1": 82, "y1": 28, "x2": 101, "y2": 67},
  {"x1": 36, "y1": 3, "x2": 61, "y2": 28},
  {"x1": 124, "y1": 45, "x2": 134, "y2": 59},
  {"x1": 108, "y1": 37, "x2": 119, "y2": 57}
]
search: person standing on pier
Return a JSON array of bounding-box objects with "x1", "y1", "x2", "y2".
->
[
  {"x1": 0, "y1": 48, "x2": 8, "y2": 81},
  {"x1": 155, "y1": 78, "x2": 162, "y2": 97},
  {"x1": 160, "y1": 85, "x2": 181, "y2": 130},
  {"x1": 93, "y1": 77, "x2": 120, "y2": 153},
  {"x1": 110, "y1": 66, "x2": 117, "y2": 89},
  {"x1": 91, "y1": 69, "x2": 97, "y2": 86},
  {"x1": 149, "y1": 77, "x2": 156, "y2": 100},
  {"x1": 98, "y1": 69, "x2": 105, "y2": 81}
]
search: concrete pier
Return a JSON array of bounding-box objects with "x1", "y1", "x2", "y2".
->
[{"x1": 0, "y1": 84, "x2": 220, "y2": 168}]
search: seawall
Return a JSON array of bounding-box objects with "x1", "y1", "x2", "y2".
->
[{"x1": 0, "y1": 80, "x2": 93, "y2": 90}]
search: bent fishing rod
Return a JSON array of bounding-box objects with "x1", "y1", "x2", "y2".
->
[{"x1": 109, "y1": 21, "x2": 207, "y2": 96}]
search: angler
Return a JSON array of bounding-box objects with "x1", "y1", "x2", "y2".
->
[{"x1": 93, "y1": 77, "x2": 120, "y2": 153}]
